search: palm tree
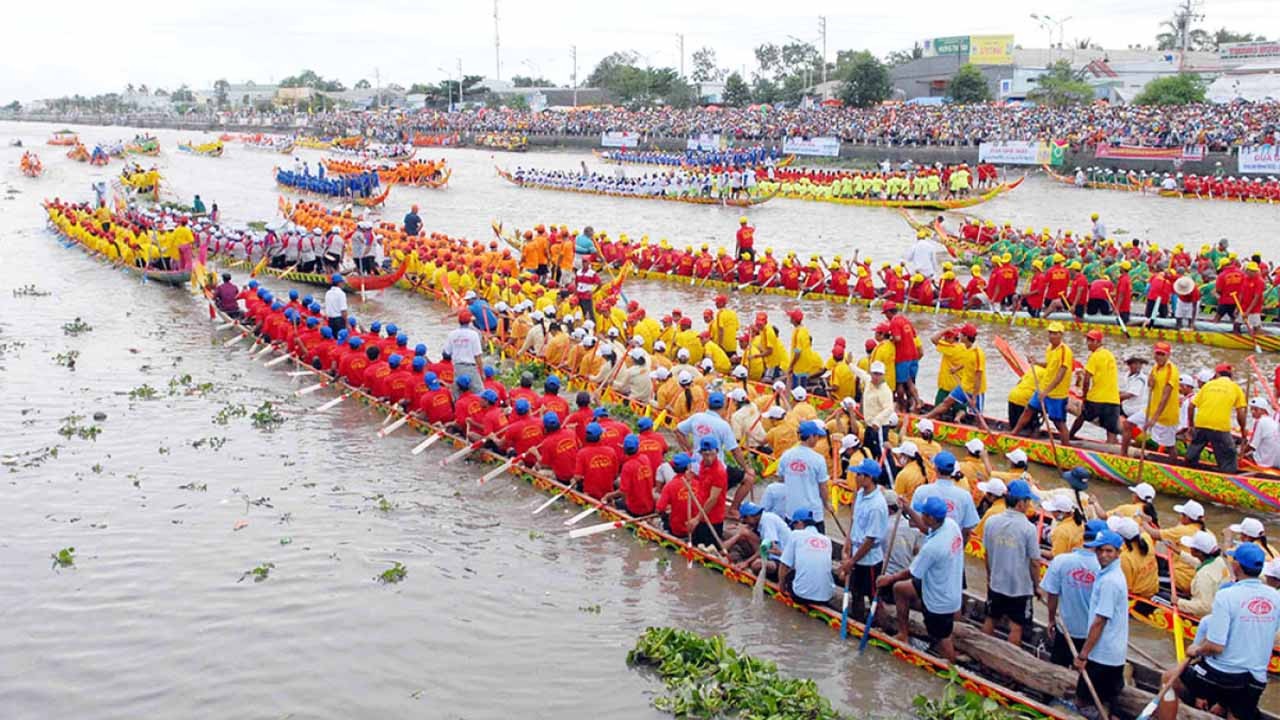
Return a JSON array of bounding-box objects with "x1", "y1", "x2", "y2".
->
[{"x1": 1156, "y1": 16, "x2": 1211, "y2": 51}]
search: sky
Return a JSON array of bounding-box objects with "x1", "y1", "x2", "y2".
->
[{"x1": 6, "y1": 0, "x2": 1278, "y2": 102}]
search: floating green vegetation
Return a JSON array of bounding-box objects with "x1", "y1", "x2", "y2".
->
[
  {"x1": 178, "y1": 481, "x2": 208, "y2": 492},
  {"x1": 212, "y1": 402, "x2": 247, "y2": 425},
  {"x1": 375, "y1": 495, "x2": 395, "y2": 513},
  {"x1": 496, "y1": 359, "x2": 548, "y2": 388},
  {"x1": 62, "y1": 317, "x2": 93, "y2": 336},
  {"x1": 250, "y1": 401, "x2": 284, "y2": 430},
  {"x1": 239, "y1": 562, "x2": 275, "y2": 583},
  {"x1": 51, "y1": 547, "x2": 75, "y2": 568},
  {"x1": 128, "y1": 383, "x2": 159, "y2": 400},
  {"x1": 57, "y1": 414, "x2": 101, "y2": 441},
  {"x1": 191, "y1": 436, "x2": 227, "y2": 451},
  {"x1": 377, "y1": 562, "x2": 408, "y2": 584},
  {"x1": 913, "y1": 671, "x2": 1035, "y2": 719},
  {"x1": 53, "y1": 350, "x2": 79, "y2": 369},
  {"x1": 13, "y1": 284, "x2": 51, "y2": 297},
  {"x1": 579, "y1": 604, "x2": 602, "y2": 614}
]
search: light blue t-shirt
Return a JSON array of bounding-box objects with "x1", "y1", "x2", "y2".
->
[
  {"x1": 1039, "y1": 549, "x2": 1099, "y2": 638},
  {"x1": 778, "y1": 445, "x2": 829, "y2": 522},
  {"x1": 761, "y1": 482, "x2": 787, "y2": 516},
  {"x1": 678, "y1": 411, "x2": 738, "y2": 471},
  {"x1": 910, "y1": 478, "x2": 979, "y2": 530},
  {"x1": 1204, "y1": 578, "x2": 1280, "y2": 682},
  {"x1": 909, "y1": 517, "x2": 965, "y2": 614},
  {"x1": 982, "y1": 509, "x2": 1040, "y2": 597},
  {"x1": 758, "y1": 511, "x2": 791, "y2": 553},
  {"x1": 575, "y1": 233, "x2": 596, "y2": 255},
  {"x1": 1085, "y1": 559, "x2": 1130, "y2": 667},
  {"x1": 781, "y1": 526, "x2": 834, "y2": 602},
  {"x1": 850, "y1": 487, "x2": 889, "y2": 567}
]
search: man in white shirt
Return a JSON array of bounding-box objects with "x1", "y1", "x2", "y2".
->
[
  {"x1": 322, "y1": 274, "x2": 348, "y2": 334},
  {"x1": 902, "y1": 231, "x2": 947, "y2": 279},
  {"x1": 446, "y1": 309, "x2": 485, "y2": 399},
  {"x1": 1246, "y1": 398, "x2": 1280, "y2": 469}
]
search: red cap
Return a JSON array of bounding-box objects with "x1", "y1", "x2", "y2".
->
[
  {"x1": 1153, "y1": 341, "x2": 1172, "y2": 354},
  {"x1": 703, "y1": 309, "x2": 714, "y2": 320},
  {"x1": 788, "y1": 309, "x2": 804, "y2": 323},
  {"x1": 662, "y1": 315, "x2": 672, "y2": 324},
  {"x1": 458, "y1": 309, "x2": 473, "y2": 323},
  {"x1": 680, "y1": 317, "x2": 692, "y2": 328},
  {"x1": 1085, "y1": 329, "x2": 1104, "y2": 341},
  {"x1": 942, "y1": 327, "x2": 959, "y2": 339},
  {"x1": 627, "y1": 300, "x2": 639, "y2": 311},
  {"x1": 714, "y1": 294, "x2": 728, "y2": 307},
  {"x1": 1215, "y1": 362, "x2": 1233, "y2": 374},
  {"x1": 699, "y1": 331, "x2": 710, "y2": 340},
  {"x1": 832, "y1": 348, "x2": 844, "y2": 360},
  {"x1": 960, "y1": 323, "x2": 979, "y2": 338},
  {"x1": 882, "y1": 300, "x2": 898, "y2": 312},
  {"x1": 864, "y1": 339, "x2": 877, "y2": 352},
  {"x1": 874, "y1": 323, "x2": 891, "y2": 334},
  {"x1": 672, "y1": 309, "x2": 683, "y2": 317}
]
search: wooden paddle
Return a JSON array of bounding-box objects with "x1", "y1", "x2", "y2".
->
[
  {"x1": 1235, "y1": 296, "x2": 1262, "y2": 353},
  {"x1": 479, "y1": 457, "x2": 516, "y2": 484},
  {"x1": 1103, "y1": 289, "x2": 1131, "y2": 339},
  {"x1": 857, "y1": 500, "x2": 900, "y2": 653},
  {"x1": 570, "y1": 513, "x2": 658, "y2": 539},
  {"x1": 315, "y1": 392, "x2": 350, "y2": 412},
  {"x1": 1135, "y1": 659, "x2": 1189, "y2": 720},
  {"x1": 564, "y1": 505, "x2": 598, "y2": 526},
  {"x1": 1054, "y1": 616, "x2": 1110, "y2": 720},
  {"x1": 378, "y1": 412, "x2": 412, "y2": 438},
  {"x1": 410, "y1": 431, "x2": 445, "y2": 455},
  {"x1": 1166, "y1": 548, "x2": 1187, "y2": 662}
]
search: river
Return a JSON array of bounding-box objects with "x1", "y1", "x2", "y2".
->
[{"x1": 4, "y1": 120, "x2": 1280, "y2": 718}]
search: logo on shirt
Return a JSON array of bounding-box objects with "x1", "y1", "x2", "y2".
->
[
  {"x1": 1247, "y1": 597, "x2": 1275, "y2": 616},
  {"x1": 1069, "y1": 568, "x2": 1097, "y2": 585},
  {"x1": 950, "y1": 536, "x2": 963, "y2": 554},
  {"x1": 694, "y1": 423, "x2": 712, "y2": 436},
  {"x1": 788, "y1": 460, "x2": 808, "y2": 473},
  {"x1": 807, "y1": 537, "x2": 830, "y2": 550}
]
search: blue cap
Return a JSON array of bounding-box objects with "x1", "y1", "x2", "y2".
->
[
  {"x1": 916, "y1": 496, "x2": 949, "y2": 521},
  {"x1": 456, "y1": 375, "x2": 472, "y2": 390},
  {"x1": 514, "y1": 398, "x2": 531, "y2": 415},
  {"x1": 288, "y1": 289, "x2": 299, "y2": 300},
  {"x1": 585, "y1": 422, "x2": 603, "y2": 441},
  {"x1": 1084, "y1": 531, "x2": 1124, "y2": 549},
  {"x1": 310, "y1": 302, "x2": 322, "y2": 313},
  {"x1": 484, "y1": 366, "x2": 496, "y2": 378},
  {"x1": 739, "y1": 501, "x2": 763, "y2": 517},
  {"x1": 671, "y1": 453, "x2": 691, "y2": 471},
  {"x1": 370, "y1": 321, "x2": 382, "y2": 333},
  {"x1": 853, "y1": 458, "x2": 882, "y2": 479},
  {"x1": 707, "y1": 391, "x2": 725, "y2": 409},
  {"x1": 637, "y1": 417, "x2": 653, "y2": 431},
  {"x1": 337, "y1": 329, "x2": 349, "y2": 342},
  {"x1": 545, "y1": 375, "x2": 561, "y2": 389},
  {"x1": 933, "y1": 450, "x2": 956, "y2": 474},
  {"x1": 396, "y1": 333, "x2": 408, "y2": 346},
  {"x1": 321, "y1": 326, "x2": 334, "y2": 339},
  {"x1": 302, "y1": 295, "x2": 313, "y2": 306},
  {"x1": 271, "y1": 301, "x2": 284, "y2": 311},
  {"x1": 623, "y1": 434, "x2": 640, "y2": 452},
  {"x1": 542, "y1": 411, "x2": 561, "y2": 430},
  {"x1": 388, "y1": 353, "x2": 402, "y2": 368},
  {"x1": 481, "y1": 389, "x2": 498, "y2": 403},
  {"x1": 306, "y1": 317, "x2": 319, "y2": 327},
  {"x1": 248, "y1": 280, "x2": 259, "y2": 289},
  {"x1": 1006, "y1": 479, "x2": 1039, "y2": 502},
  {"x1": 790, "y1": 507, "x2": 815, "y2": 524},
  {"x1": 698, "y1": 436, "x2": 720, "y2": 452},
  {"x1": 1228, "y1": 543, "x2": 1267, "y2": 572},
  {"x1": 424, "y1": 371, "x2": 438, "y2": 383},
  {"x1": 349, "y1": 337, "x2": 364, "y2": 348},
  {"x1": 386, "y1": 323, "x2": 398, "y2": 335},
  {"x1": 1062, "y1": 466, "x2": 1091, "y2": 491},
  {"x1": 798, "y1": 420, "x2": 827, "y2": 439},
  {"x1": 332, "y1": 273, "x2": 344, "y2": 284},
  {"x1": 415, "y1": 343, "x2": 427, "y2": 356},
  {"x1": 412, "y1": 356, "x2": 425, "y2": 371},
  {"x1": 1084, "y1": 519, "x2": 1108, "y2": 541},
  {"x1": 348, "y1": 316, "x2": 358, "y2": 327},
  {"x1": 593, "y1": 407, "x2": 609, "y2": 419}
]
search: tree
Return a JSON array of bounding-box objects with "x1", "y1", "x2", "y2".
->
[
  {"x1": 138, "y1": 84, "x2": 149, "y2": 95},
  {"x1": 511, "y1": 75, "x2": 553, "y2": 87},
  {"x1": 242, "y1": 94, "x2": 251, "y2": 106},
  {"x1": 837, "y1": 51, "x2": 891, "y2": 108},
  {"x1": 881, "y1": 44, "x2": 923, "y2": 68},
  {"x1": 587, "y1": 51, "x2": 642, "y2": 90},
  {"x1": 213, "y1": 79, "x2": 230, "y2": 109},
  {"x1": 1134, "y1": 73, "x2": 1207, "y2": 105},
  {"x1": 1027, "y1": 60, "x2": 1094, "y2": 106},
  {"x1": 690, "y1": 46, "x2": 724, "y2": 82},
  {"x1": 722, "y1": 72, "x2": 751, "y2": 107},
  {"x1": 354, "y1": 78, "x2": 372, "y2": 90},
  {"x1": 171, "y1": 84, "x2": 194, "y2": 102},
  {"x1": 506, "y1": 94, "x2": 530, "y2": 110},
  {"x1": 3, "y1": 100, "x2": 20, "y2": 112},
  {"x1": 125, "y1": 83, "x2": 135, "y2": 94},
  {"x1": 1208, "y1": 28, "x2": 1266, "y2": 50},
  {"x1": 1156, "y1": 15, "x2": 1211, "y2": 51},
  {"x1": 947, "y1": 64, "x2": 991, "y2": 103},
  {"x1": 750, "y1": 76, "x2": 780, "y2": 104}
]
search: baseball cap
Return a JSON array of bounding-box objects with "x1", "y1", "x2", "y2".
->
[
  {"x1": 671, "y1": 453, "x2": 691, "y2": 471},
  {"x1": 790, "y1": 507, "x2": 815, "y2": 524},
  {"x1": 1229, "y1": 518, "x2": 1266, "y2": 538},
  {"x1": 869, "y1": 361, "x2": 886, "y2": 374},
  {"x1": 916, "y1": 418, "x2": 935, "y2": 434},
  {"x1": 798, "y1": 420, "x2": 827, "y2": 439},
  {"x1": 1046, "y1": 321, "x2": 1065, "y2": 333},
  {"x1": 739, "y1": 501, "x2": 764, "y2": 518},
  {"x1": 1005, "y1": 449, "x2": 1028, "y2": 465},
  {"x1": 976, "y1": 478, "x2": 1007, "y2": 497},
  {"x1": 698, "y1": 436, "x2": 721, "y2": 452},
  {"x1": 1084, "y1": 519, "x2": 1109, "y2": 541},
  {"x1": 707, "y1": 392, "x2": 726, "y2": 409},
  {"x1": 623, "y1": 434, "x2": 640, "y2": 453},
  {"x1": 1085, "y1": 329, "x2": 1103, "y2": 341},
  {"x1": 853, "y1": 458, "x2": 882, "y2": 479},
  {"x1": 932, "y1": 450, "x2": 955, "y2": 473},
  {"x1": 1106, "y1": 516, "x2": 1140, "y2": 540},
  {"x1": 840, "y1": 434, "x2": 861, "y2": 451},
  {"x1": 791, "y1": 386, "x2": 808, "y2": 401},
  {"x1": 916, "y1": 496, "x2": 948, "y2": 521},
  {"x1": 1129, "y1": 483, "x2": 1156, "y2": 502},
  {"x1": 1006, "y1": 479, "x2": 1039, "y2": 502},
  {"x1": 1042, "y1": 494, "x2": 1075, "y2": 513},
  {"x1": 1061, "y1": 466, "x2": 1091, "y2": 491},
  {"x1": 891, "y1": 441, "x2": 918, "y2": 457},
  {"x1": 1180, "y1": 530, "x2": 1218, "y2": 554},
  {"x1": 1173, "y1": 500, "x2": 1206, "y2": 521},
  {"x1": 1250, "y1": 397, "x2": 1273, "y2": 411},
  {"x1": 964, "y1": 438, "x2": 985, "y2": 454},
  {"x1": 1084, "y1": 531, "x2": 1123, "y2": 549}
]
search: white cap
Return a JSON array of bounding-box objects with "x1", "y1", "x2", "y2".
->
[
  {"x1": 545, "y1": 306, "x2": 557, "y2": 317},
  {"x1": 629, "y1": 348, "x2": 646, "y2": 361},
  {"x1": 976, "y1": 478, "x2": 1007, "y2": 497},
  {"x1": 732, "y1": 365, "x2": 749, "y2": 379},
  {"x1": 772, "y1": 380, "x2": 787, "y2": 392},
  {"x1": 654, "y1": 367, "x2": 671, "y2": 380},
  {"x1": 1128, "y1": 483, "x2": 1156, "y2": 501},
  {"x1": 583, "y1": 320, "x2": 595, "y2": 330},
  {"x1": 1265, "y1": 559, "x2": 1280, "y2": 581},
  {"x1": 628, "y1": 337, "x2": 644, "y2": 347},
  {"x1": 1196, "y1": 369, "x2": 1213, "y2": 384},
  {"x1": 891, "y1": 441, "x2": 918, "y2": 457},
  {"x1": 1230, "y1": 518, "x2": 1266, "y2": 538},
  {"x1": 791, "y1": 386, "x2": 807, "y2": 401},
  {"x1": 582, "y1": 336, "x2": 597, "y2": 347},
  {"x1": 1005, "y1": 449, "x2": 1028, "y2": 465},
  {"x1": 841, "y1": 397, "x2": 857, "y2": 409},
  {"x1": 1173, "y1": 500, "x2": 1206, "y2": 521},
  {"x1": 1179, "y1": 374, "x2": 1196, "y2": 388},
  {"x1": 1250, "y1": 397, "x2": 1273, "y2": 411},
  {"x1": 964, "y1": 438, "x2": 984, "y2": 454},
  {"x1": 869, "y1": 361, "x2": 886, "y2": 374},
  {"x1": 676, "y1": 348, "x2": 690, "y2": 361},
  {"x1": 764, "y1": 406, "x2": 787, "y2": 419},
  {"x1": 1042, "y1": 494, "x2": 1075, "y2": 513},
  {"x1": 916, "y1": 418, "x2": 934, "y2": 433},
  {"x1": 1180, "y1": 530, "x2": 1218, "y2": 554},
  {"x1": 677, "y1": 370, "x2": 694, "y2": 385},
  {"x1": 728, "y1": 388, "x2": 749, "y2": 402},
  {"x1": 495, "y1": 301, "x2": 510, "y2": 312},
  {"x1": 654, "y1": 340, "x2": 666, "y2": 351},
  {"x1": 598, "y1": 344, "x2": 615, "y2": 356},
  {"x1": 841, "y1": 434, "x2": 861, "y2": 451},
  {"x1": 699, "y1": 358, "x2": 714, "y2": 371},
  {"x1": 530, "y1": 311, "x2": 544, "y2": 321},
  {"x1": 463, "y1": 290, "x2": 477, "y2": 301},
  {"x1": 607, "y1": 327, "x2": 619, "y2": 338},
  {"x1": 1108, "y1": 516, "x2": 1140, "y2": 540}
]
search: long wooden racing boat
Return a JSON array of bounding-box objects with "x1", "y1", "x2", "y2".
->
[
  {"x1": 274, "y1": 177, "x2": 393, "y2": 208},
  {"x1": 591, "y1": 149, "x2": 797, "y2": 170},
  {"x1": 45, "y1": 207, "x2": 194, "y2": 287},
  {"x1": 760, "y1": 176, "x2": 1023, "y2": 210},
  {"x1": 1157, "y1": 188, "x2": 1277, "y2": 204},
  {"x1": 496, "y1": 167, "x2": 776, "y2": 208},
  {"x1": 213, "y1": 283, "x2": 1231, "y2": 720},
  {"x1": 215, "y1": 256, "x2": 407, "y2": 293},
  {"x1": 1042, "y1": 164, "x2": 1151, "y2": 192},
  {"x1": 177, "y1": 140, "x2": 225, "y2": 158}
]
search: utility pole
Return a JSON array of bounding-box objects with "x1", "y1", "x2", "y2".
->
[
  {"x1": 818, "y1": 16, "x2": 827, "y2": 86},
  {"x1": 458, "y1": 58, "x2": 464, "y2": 104},
  {"x1": 676, "y1": 33, "x2": 685, "y2": 78},
  {"x1": 571, "y1": 45, "x2": 578, "y2": 107},
  {"x1": 1175, "y1": 0, "x2": 1203, "y2": 70},
  {"x1": 494, "y1": 0, "x2": 501, "y2": 80},
  {"x1": 374, "y1": 67, "x2": 380, "y2": 109}
]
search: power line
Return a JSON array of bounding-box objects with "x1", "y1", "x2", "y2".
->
[
  {"x1": 494, "y1": 0, "x2": 501, "y2": 80},
  {"x1": 818, "y1": 16, "x2": 827, "y2": 85}
]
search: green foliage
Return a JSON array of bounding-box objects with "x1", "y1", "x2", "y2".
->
[
  {"x1": 1027, "y1": 61, "x2": 1094, "y2": 106},
  {"x1": 51, "y1": 547, "x2": 76, "y2": 568},
  {"x1": 912, "y1": 670, "x2": 1035, "y2": 719},
  {"x1": 837, "y1": 51, "x2": 892, "y2": 108},
  {"x1": 511, "y1": 75, "x2": 554, "y2": 88},
  {"x1": 128, "y1": 383, "x2": 159, "y2": 401},
  {"x1": 947, "y1": 64, "x2": 991, "y2": 103},
  {"x1": 691, "y1": 47, "x2": 724, "y2": 83},
  {"x1": 722, "y1": 72, "x2": 751, "y2": 107},
  {"x1": 752, "y1": 41, "x2": 825, "y2": 104},
  {"x1": 378, "y1": 562, "x2": 408, "y2": 584},
  {"x1": 212, "y1": 402, "x2": 247, "y2": 425},
  {"x1": 239, "y1": 562, "x2": 275, "y2": 583},
  {"x1": 62, "y1": 317, "x2": 93, "y2": 336},
  {"x1": 882, "y1": 44, "x2": 925, "y2": 68},
  {"x1": 250, "y1": 401, "x2": 284, "y2": 430},
  {"x1": 279, "y1": 69, "x2": 345, "y2": 92},
  {"x1": 497, "y1": 360, "x2": 548, "y2": 388},
  {"x1": 57, "y1": 414, "x2": 101, "y2": 441},
  {"x1": 53, "y1": 350, "x2": 79, "y2": 369},
  {"x1": 13, "y1": 284, "x2": 50, "y2": 297},
  {"x1": 1134, "y1": 73, "x2": 1206, "y2": 105},
  {"x1": 353, "y1": 78, "x2": 372, "y2": 90},
  {"x1": 627, "y1": 627, "x2": 845, "y2": 719}
]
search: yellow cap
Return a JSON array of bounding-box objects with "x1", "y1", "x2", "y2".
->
[
  {"x1": 942, "y1": 271, "x2": 955, "y2": 280},
  {"x1": 739, "y1": 216, "x2": 748, "y2": 224},
  {"x1": 1032, "y1": 259, "x2": 1044, "y2": 269},
  {"x1": 1090, "y1": 213, "x2": 1099, "y2": 220},
  {"x1": 970, "y1": 264, "x2": 982, "y2": 274},
  {"x1": 911, "y1": 273, "x2": 925, "y2": 282},
  {"x1": 1248, "y1": 261, "x2": 1261, "y2": 272},
  {"x1": 1002, "y1": 253, "x2": 1012, "y2": 262},
  {"x1": 1120, "y1": 260, "x2": 1132, "y2": 270},
  {"x1": 1069, "y1": 260, "x2": 1082, "y2": 270},
  {"x1": 942, "y1": 261, "x2": 954, "y2": 270},
  {"x1": 1047, "y1": 321, "x2": 1065, "y2": 332}
]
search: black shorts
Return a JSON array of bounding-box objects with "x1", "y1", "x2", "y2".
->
[
  {"x1": 912, "y1": 577, "x2": 955, "y2": 640},
  {"x1": 1080, "y1": 401, "x2": 1121, "y2": 434},
  {"x1": 1086, "y1": 298, "x2": 1112, "y2": 316},
  {"x1": 691, "y1": 521, "x2": 724, "y2": 549},
  {"x1": 1008, "y1": 401, "x2": 1033, "y2": 425},
  {"x1": 1079, "y1": 660, "x2": 1125, "y2": 707},
  {"x1": 851, "y1": 563, "x2": 878, "y2": 598},
  {"x1": 727, "y1": 465, "x2": 745, "y2": 488},
  {"x1": 1180, "y1": 660, "x2": 1261, "y2": 720},
  {"x1": 1049, "y1": 633, "x2": 1085, "y2": 668},
  {"x1": 1217, "y1": 303, "x2": 1238, "y2": 319},
  {"x1": 985, "y1": 590, "x2": 1032, "y2": 628}
]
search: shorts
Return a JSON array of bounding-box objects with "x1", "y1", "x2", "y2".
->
[
  {"x1": 1027, "y1": 393, "x2": 1067, "y2": 422},
  {"x1": 1008, "y1": 401, "x2": 1032, "y2": 425},
  {"x1": 912, "y1": 577, "x2": 955, "y2": 640},
  {"x1": 851, "y1": 563, "x2": 878, "y2": 598},
  {"x1": 895, "y1": 360, "x2": 919, "y2": 384},
  {"x1": 1174, "y1": 298, "x2": 1195, "y2": 319},
  {"x1": 1125, "y1": 412, "x2": 1178, "y2": 447},
  {"x1": 1079, "y1": 660, "x2": 1126, "y2": 708},
  {"x1": 1049, "y1": 633, "x2": 1085, "y2": 668},
  {"x1": 985, "y1": 590, "x2": 1032, "y2": 628},
  {"x1": 1217, "y1": 303, "x2": 1237, "y2": 319},
  {"x1": 1248, "y1": 313, "x2": 1262, "y2": 329},
  {"x1": 691, "y1": 521, "x2": 725, "y2": 549},
  {"x1": 1080, "y1": 401, "x2": 1121, "y2": 434},
  {"x1": 935, "y1": 387, "x2": 952, "y2": 405},
  {"x1": 947, "y1": 386, "x2": 983, "y2": 410},
  {"x1": 727, "y1": 465, "x2": 745, "y2": 488},
  {"x1": 1179, "y1": 659, "x2": 1260, "y2": 720}
]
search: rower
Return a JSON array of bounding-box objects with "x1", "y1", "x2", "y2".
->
[
  {"x1": 879, "y1": 496, "x2": 963, "y2": 661},
  {"x1": 1245, "y1": 398, "x2": 1280, "y2": 469},
  {"x1": 1124, "y1": 341, "x2": 1180, "y2": 462},
  {"x1": 840, "y1": 459, "x2": 888, "y2": 621},
  {"x1": 572, "y1": 422, "x2": 620, "y2": 500},
  {"x1": 777, "y1": 421, "x2": 833, "y2": 533},
  {"x1": 656, "y1": 453, "x2": 696, "y2": 539},
  {"x1": 1074, "y1": 531, "x2": 1129, "y2": 718},
  {"x1": 213, "y1": 273, "x2": 242, "y2": 319},
  {"x1": 1041, "y1": 519, "x2": 1106, "y2": 667},
  {"x1": 691, "y1": 436, "x2": 729, "y2": 549},
  {"x1": 980, "y1": 480, "x2": 1040, "y2": 646},
  {"x1": 850, "y1": 360, "x2": 897, "y2": 460},
  {"x1": 1185, "y1": 363, "x2": 1247, "y2": 474},
  {"x1": 323, "y1": 274, "x2": 348, "y2": 334},
  {"x1": 778, "y1": 508, "x2": 835, "y2": 606},
  {"x1": 602, "y1": 434, "x2": 655, "y2": 516},
  {"x1": 1069, "y1": 329, "x2": 1121, "y2": 444},
  {"x1": 1157, "y1": 543, "x2": 1280, "y2": 720},
  {"x1": 675, "y1": 392, "x2": 756, "y2": 509},
  {"x1": 1107, "y1": 516, "x2": 1159, "y2": 597},
  {"x1": 1177, "y1": 530, "x2": 1230, "y2": 617},
  {"x1": 724, "y1": 501, "x2": 790, "y2": 577},
  {"x1": 1009, "y1": 322, "x2": 1073, "y2": 446}
]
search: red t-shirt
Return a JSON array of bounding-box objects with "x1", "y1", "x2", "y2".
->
[
  {"x1": 619, "y1": 455, "x2": 656, "y2": 515},
  {"x1": 694, "y1": 459, "x2": 729, "y2": 524},
  {"x1": 502, "y1": 417, "x2": 545, "y2": 455},
  {"x1": 637, "y1": 430, "x2": 668, "y2": 471},
  {"x1": 417, "y1": 387, "x2": 455, "y2": 424},
  {"x1": 539, "y1": 393, "x2": 569, "y2": 421},
  {"x1": 453, "y1": 392, "x2": 485, "y2": 431},
  {"x1": 657, "y1": 474, "x2": 695, "y2": 537},
  {"x1": 889, "y1": 314, "x2": 919, "y2": 361},
  {"x1": 574, "y1": 443, "x2": 621, "y2": 499},
  {"x1": 535, "y1": 429, "x2": 579, "y2": 481}
]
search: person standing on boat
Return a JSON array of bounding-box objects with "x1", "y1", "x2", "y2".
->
[
  {"x1": 214, "y1": 273, "x2": 242, "y2": 319},
  {"x1": 1010, "y1": 322, "x2": 1073, "y2": 446},
  {"x1": 322, "y1": 274, "x2": 349, "y2": 335},
  {"x1": 1156, "y1": 543, "x2": 1280, "y2": 720},
  {"x1": 778, "y1": 508, "x2": 834, "y2": 606},
  {"x1": 1185, "y1": 363, "x2": 1247, "y2": 474},
  {"x1": 1069, "y1": 330, "x2": 1122, "y2": 444},
  {"x1": 1073, "y1": 531, "x2": 1129, "y2": 717},
  {"x1": 903, "y1": 230, "x2": 946, "y2": 279},
  {"x1": 1041, "y1": 519, "x2": 1105, "y2": 667},
  {"x1": 980, "y1": 480, "x2": 1041, "y2": 647},
  {"x1": 882, "y1": 302, "x2": 922, "y2": 412},
  {"x1": 445, "y1": 309, "x2": 485, "y2": 400},
  {"x1": 1122, "y1": 341, "x2": 1180, "y2": 462},
  {"x1": 840, "y1": 459, "x2": 888, "y2": 621},
  {"x1": 1244, "y1": 398, "x2": 1280, "y2": 470},
  {"x1": 403, "y1": 204, "x2": 422, "y2": 237},
  {"x1": 734, "y1": 216, "x2": 755, "y2": 261},
  {"x1": 879, "y1": 496, "x2": 962, "y2": 662},
  {"x1": 777, "y1": 421, "x2": 832, "y2": 534}
]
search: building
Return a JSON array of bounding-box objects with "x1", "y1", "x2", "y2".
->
[{"x1": 473, "y1": 77, "x2": 614, "y2": 108}]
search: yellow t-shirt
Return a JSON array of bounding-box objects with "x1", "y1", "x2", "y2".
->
[
  {"x1": 828, "y1": 361, "x2": 856, "y2": 401},
  {"x1": 790, "y1": 326, "x2": 823, "y2": 375},
  {"x1": 935, "y1": 341, "x2": 964, "y2": 392},
  {"x1": 712, "y1": 309, "x2": 739, "y2": 353},
  {"x1": 1043, "y1": 342, "x2": 1074, "y2": 400},
  {"x1": 1120, "y1": 533, "x2": 1160, "y2": 597},
  {"x1": 1009, "y1": 366, "x2": 1044, "y2": 407},
  {"x1": 953, "y1": 344, "x2": 986, "y2": 396},
  {"x1": 893, "y1": 461, "x2": 929, "y2": 506},
  {"x1": 1050, "y1": 516, "x2": 1085, "y2": 557},
  {"x1": 1084, "y1": 348, "x2": 1120, "y2": 404},
  {"x1": 1147, "y1": 361, "x2": 1182, "y2": 426},
  {"x1": 1161, "y1": 522, "x2": 1201, "y2": 593},
  {"x1": 1192, "y1": 376, "x2": 1246, "y2": 432},
  {"x1": 870, "y1": 341, "x2": 897, "y2": 390}
]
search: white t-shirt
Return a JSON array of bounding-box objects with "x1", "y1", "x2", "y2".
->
[
  {"x1": 1251, "y1": 416, "x2": 1280, "y2": 469},
  {"x1": 1120, "y1": 372, "x2": 1147, "y2": 417},
  {"x1": 323, "y1": 286, "x2": 348, "y2": 318},
  {"x1": 445, "y1": 326, "x2": 484, "y2": 364}
]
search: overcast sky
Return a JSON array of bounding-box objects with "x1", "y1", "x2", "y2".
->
[{"x1": 7, "y1": 0, "x2": 1277, "y2": 102}]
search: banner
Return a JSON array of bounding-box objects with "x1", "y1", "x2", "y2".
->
[
  {"x1": 600, "y1": 131, "x2": 639, "y2": 149},
  {"x1": 1094, "y1": 144, "x2": 1206, "y2": 161},
  {"x1": 1239, "y1": 145, "x2": 1280, "y2": 174},
  {"x1": 969, "y1": 35, "x2": 1014, "y2": 65},
  {"x1": 978, "y1": 140, "x2": 1063, "y2": 166},
  {"x1": 1219, "y1": 41, "x2": 1280, "y2": 61},
  {"x1": 686, "y1": 133, "x2": 724, "y2": 151},
  {"x1": 923, "y1": 36, "x2": 970, "y2": 57},
  {"x1": 782, "y1": 136, "x2": 841, "y2": 158}
]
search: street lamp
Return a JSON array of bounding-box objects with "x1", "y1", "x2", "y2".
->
[
  {"x1": 437, "y1": 66, "x2": 453, "y2": 109},
  {"x1": 1030, "y1": 13, "x2": 1072, "y2": 63}
]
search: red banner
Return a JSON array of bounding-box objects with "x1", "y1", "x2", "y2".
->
[{"x1": 1094, "y1": 144, "x2": 1206, "y2": 161}]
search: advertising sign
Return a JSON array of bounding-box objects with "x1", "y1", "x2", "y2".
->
[
  {"x1": 601, "y1": 131, "x2": 639, "y2": 148},
  {"x1": 686, "y1": 133, "x2": 724, "y2": 151},
  {"x1": 782, "y1": 136, "x2": 841, "y2": 158},
  {"x1": 1239, "y1": 145, "x2": 1280, "y2": 174},
  {"x1": 978, "y1": 140, "x2": 1063, "y2": 165},
  {"x1": 969, "y1": 35, "x2": 1015, "y2": 65}
]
